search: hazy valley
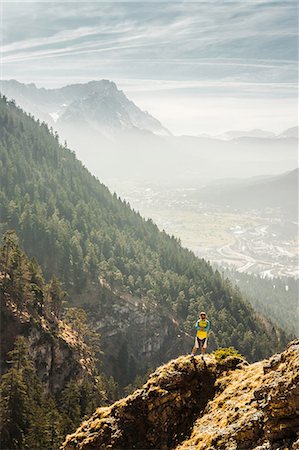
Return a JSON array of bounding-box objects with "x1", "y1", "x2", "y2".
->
[
  {"x1": 111, "y1": 171, "x2": 298, "y2": 280},
  {"x1": 1, "y1": 79, "x2": 298, "y2": 283}
]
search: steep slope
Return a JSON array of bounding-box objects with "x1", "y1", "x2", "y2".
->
[
  {"x1": 0, "y1": 234, "x2": 111, "y2": 449},
  {"x1": 62, "y1": 341, "x2": 299, "y2": 450},
  {"x1": 221, "y1": 268, "x2": 299, "y2": 338},
  {"x1": 0, "y1": 232, "x2": 94, "y2": 395},
  {"x1": 178, "y1": 343, "x2": 299, "y2": 450},
  {"x1": 1, "y1": 296, "x2": 93, "y2": 394},
  {"x1": 0, "y1": 95, "x2": 289, "y2": 378},
  {"x1": 0, "y1": 79, "x2": 170, "y2": 138},
  {"x1": 83, "y1": 279, "x2": 191, "y2": 387}
]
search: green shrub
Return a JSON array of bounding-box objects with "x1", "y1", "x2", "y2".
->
[{"x1": 212, "y1": 347, "x2": 245, "y2": 362}]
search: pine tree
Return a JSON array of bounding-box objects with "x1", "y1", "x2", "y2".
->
[
  {"x1": 0, "y1": 337, "x2": 65, "y2": 450},
  {"x1": 46, "y1": 276, "x2": 66, "y2": 319},
  {"x1": 60, "y1": 380, "x2": 81, "y2": 434},
  {"x1": 45, "y1": 397, "x2": 64, "y2": 450},
  {"x1": 0, "y1": 338, "x2": 34, "y2": 449},
  {"x1": 0, "y1": 230, "x2": 32, "y2": 309},
  {"x1": 0, "y1": 367, "x2": 30, "y2": 449}
]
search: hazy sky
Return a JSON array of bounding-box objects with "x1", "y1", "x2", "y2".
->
[{"x1": 1, "y1": 1, "x2": 298, "y2": 135}]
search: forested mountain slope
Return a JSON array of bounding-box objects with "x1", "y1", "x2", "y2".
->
[
  {"x1": 0, "y1": 232, "x2": 109, "y2": 449},
  {"x1": 0, "y1": 95, "x2": 289, "y2": 371},
  {"x1": 221, "y1": 268, "x2": 299, "y2": 337}
]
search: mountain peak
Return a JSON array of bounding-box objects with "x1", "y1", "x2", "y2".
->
[
  {"x1": 87, "y1": 79, "x2": 117, "y2": 88},
  {"x1": 0, "y1": 78, "x2": 171, "y2": 137}
]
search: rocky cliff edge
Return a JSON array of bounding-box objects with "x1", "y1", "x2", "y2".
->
[{"x1": 62, "y1": 341, "x2": 299, "y2": 450}]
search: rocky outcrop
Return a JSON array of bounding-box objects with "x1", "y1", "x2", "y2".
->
[
  {"x1": 62, "y1": 341, "x2": 299, "y2": 450},
  {"x1": 1, "y1": 299, "x2": 94, "y2": 395},
  {"x1": 62, "y1": 354, "x2": 219, "y2": 450},
  {"x1": 178, "y1": 341, "x2": 299, "y2": 450},
  {"x1": 75, "y1": 279, "x2": 192, "y2": 386}
]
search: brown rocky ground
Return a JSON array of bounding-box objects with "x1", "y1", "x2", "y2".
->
[{"x1": 62, "y1": 341, "x2": 299, "y2": 450}]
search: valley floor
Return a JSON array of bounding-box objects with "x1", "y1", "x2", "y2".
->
[{"x1": 112, "y1": 182, "x2": 298, "y2": 279}]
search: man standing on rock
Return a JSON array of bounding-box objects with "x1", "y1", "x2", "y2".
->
[{"x1": 191, "y1": 311, "x2": 210, "y2": 356}]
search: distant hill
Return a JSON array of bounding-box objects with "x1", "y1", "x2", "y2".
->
[
  {"x1": 206, "y1": 126, "x2": 298, "y2": 141},
  {"x1": 278, "y1": 126, "x2": 298, "y2": 139},
  {"x1": 216, "y1": 128, "x2": 277, "y2": 140},
  {"x1": 198, "y1": 169, "x2": 298, "y2": 216}
]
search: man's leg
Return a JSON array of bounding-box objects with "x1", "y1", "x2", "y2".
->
[
  {"x1": 192, "y1": 337, "x2": 199, "y2": 355},
  {"x1": 201, "y1": 338, "x2": 207, "y2": 355}
]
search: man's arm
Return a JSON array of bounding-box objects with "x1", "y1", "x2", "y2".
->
[
  {"x1": 204, "y1": 320, "x2": 210, "y2": 332},
  {"x1": 195, "y1": 320, "x2": 200, "y2": 330}
]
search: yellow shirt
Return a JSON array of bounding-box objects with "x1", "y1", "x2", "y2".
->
[{"x1": 196, "y1": 319, "x2": 209, "y2": 339}]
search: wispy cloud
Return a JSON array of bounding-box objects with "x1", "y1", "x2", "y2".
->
[{"x1": 1, "y1": 0, "x2": 297, "y2": 133}]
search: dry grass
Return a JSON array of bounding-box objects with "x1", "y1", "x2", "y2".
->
[
  {"x1": 177, "y1": 341, "x2": 299, "y2": 450},
  {"x1": 177, "y1": 362, "x2": 263, "y2": 449}
]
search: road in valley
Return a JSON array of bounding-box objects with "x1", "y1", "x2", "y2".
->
[{"x1": 213, "y1": 224, "x2": 298, "y2": 278}]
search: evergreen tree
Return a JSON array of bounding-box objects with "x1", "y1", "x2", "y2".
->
[
  {"x1": 0, "y1": 367, "x2": 30, "y2": 449},
  {"x1": 46, "y1": 276, "x2": 66, "y2": 319},
  {"x1": 0, "y1": 337, "x2": 43, "y2": 449},
  {"x1": 60, "y1": 380, "x2": 81, "y2": 434}
]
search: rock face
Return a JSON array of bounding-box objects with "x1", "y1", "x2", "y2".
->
[
  {"x1": 62, "y1": 341, "x2": 299, "y2": 450},
  {"x1": 1, "y1": 299, "x2": 94, "y2": 395},
  {"x1": 75, "y1": 280, "x2": 192, "y2": 386},
  {"x1": 178, "y1": 341, "x2": 299, "y2": 450}
]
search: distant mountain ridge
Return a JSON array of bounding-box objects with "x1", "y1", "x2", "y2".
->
[
  {"x1": 2, "y1": 79, "x2": 296, "y2": 141},
  {"x1": 197, "y1": 168, "x2": 299, "y2": 216},
  {"x1": 202, "y1": 126, "x2": 298, "y2": 141},
  {"x1": 1, "y1": 79, "x2": 297, "y2": 185},
  {"x1": 0, "y1": 79, "x2": 170, "y2": 139}
]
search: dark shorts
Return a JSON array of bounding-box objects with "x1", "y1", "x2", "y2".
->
[{"x1": 195, "y1": 337, "x2": 207, "y2": 349}]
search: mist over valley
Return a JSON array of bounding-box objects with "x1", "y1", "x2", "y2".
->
[{"x1": 2, "y1": 78, "x2": 297, "y2": 281}]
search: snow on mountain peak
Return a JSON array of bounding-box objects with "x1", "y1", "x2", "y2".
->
[{"x1": 1, "y1": 79, "x2": 171, "y2": 138}]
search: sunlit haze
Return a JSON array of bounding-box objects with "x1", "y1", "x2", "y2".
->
[{"x1": 1, "y1": 1, "x2": 298, "y2": 135}]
